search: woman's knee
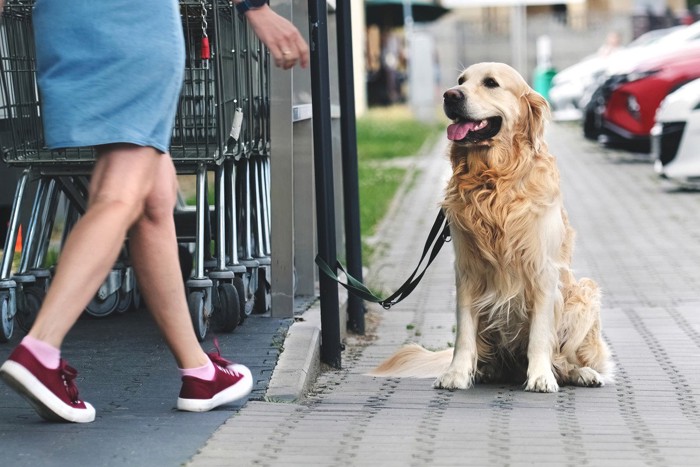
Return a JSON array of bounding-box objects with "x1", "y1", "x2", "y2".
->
[
  {"x1": 89, "y1": 145, "x2": 168, "y2": 225},
  {"x1": 140, "y1": 157, "x2": 179, "y2": 223}
]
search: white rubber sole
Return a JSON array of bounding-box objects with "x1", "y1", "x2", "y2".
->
[
  {"x1": 0, "y1": 360, "x2": 95, "y2": 423},
  {"x1": 176, "y1": 364, "x2": 254, "y2": 412}
]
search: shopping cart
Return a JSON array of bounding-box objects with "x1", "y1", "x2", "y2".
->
[
  {"x1": 229, "y1": 6, "x2": 272, "y2": 316},
  {"x1": 0, "y1": 0, "x2": 272, "y2": 342},
  {"x1": 174, "y1": 0, "x2": 273, "y2": 338}
]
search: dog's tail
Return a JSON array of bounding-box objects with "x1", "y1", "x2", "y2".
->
[{"x1": 368, "y1": 344, "x2": 453, "y2": 378}]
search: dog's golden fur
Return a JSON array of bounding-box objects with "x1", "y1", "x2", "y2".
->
[{"x1": 370, "y1": 63, "x2": 613, "y2": 392}]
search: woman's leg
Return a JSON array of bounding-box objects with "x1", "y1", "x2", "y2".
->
[
  {"x1": 3, "y1": 144, "x2": 250, "y2": 420},
  {"x1": 127, "y1": 155, "x2": 209, "y2": 370},
  {"x1": 28, "y1": 144, "x2": 163, "y2": 348},
  {"x1": 127, "y1": 154, "x2": 253, "y2": 412}
]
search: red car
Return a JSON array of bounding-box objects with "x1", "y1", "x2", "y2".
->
[{"x1": 600, "y1": 44, "x2": 700, "y2": 153}]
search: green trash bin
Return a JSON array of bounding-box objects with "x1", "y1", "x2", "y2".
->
[{"x1": 533, "y1": 66, "x2": 557, "y2": 101}]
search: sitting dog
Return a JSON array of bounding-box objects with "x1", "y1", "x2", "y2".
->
[{"x1": 370, "y1": 62, "x2": 613, "y2": 392}]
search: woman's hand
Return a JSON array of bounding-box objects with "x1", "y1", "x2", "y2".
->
[{"x1": 245, "y1": 5, "x2": 309, "y2": 70}]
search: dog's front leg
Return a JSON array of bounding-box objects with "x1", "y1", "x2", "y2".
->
[
  {"x1": 525, "y1": 280, "x2": 559, "y2": 393},
  {"x1": 434, "y1": 278, "x2": 478, "y2": 390}
]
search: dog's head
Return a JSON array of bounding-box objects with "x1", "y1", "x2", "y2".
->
[{"x1": 443, "y1": 62, "x2": 549, "y2": 151}]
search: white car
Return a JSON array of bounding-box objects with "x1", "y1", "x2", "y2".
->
[
  {"x1": 652, "y1": 78, "x2": 700, "y2": 188},
  {"x1": 549, "y1": 53, "x2": 605, "y2": 121},
  {"x1": 549, "y1": 26, "x2": 685, "y2": 122}
]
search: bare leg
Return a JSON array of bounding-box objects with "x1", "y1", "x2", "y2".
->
[
  {"x1": 128, "y1": 155, "x2": 208, "y2": 369},
  {"x1": 29, "y1": 145, "x2": 162, "y2": 347},
  {"x1": 30, "y1": 144, "x2": 208, "y2": 368}
]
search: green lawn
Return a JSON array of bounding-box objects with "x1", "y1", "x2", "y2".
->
[
  {"x1": 356, "y1": 106, "x2": 442, "y2": 162},
  {"x1": 357, "y1": 163, "x2": 405, "y2": 239},
  {"x1": 356, "y1": 105, "x2": 444, "y2": 260}
]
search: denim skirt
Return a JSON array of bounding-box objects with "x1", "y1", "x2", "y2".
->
[{"x1": 33, "y1": 0, "x2": 185, "y2": 153}]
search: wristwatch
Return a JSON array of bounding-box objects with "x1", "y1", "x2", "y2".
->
[{"x1": 235, "y1": 0, "x2": 267, "y2": 15}]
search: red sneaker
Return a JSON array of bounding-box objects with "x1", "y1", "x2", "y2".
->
[
  {"x1": 0, "y1": 345, "x2": 95, "y2": 423},
  {"x1": 176, "y1": 348, "x2": 253, "y2": 412}
]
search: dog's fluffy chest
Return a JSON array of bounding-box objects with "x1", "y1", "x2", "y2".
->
[
  {"x1": 449, "y1": 187, "x2": 553, "y2": 269},
  {"x1": 446, "y1": 179, "x2": 565, "y2": 324}
]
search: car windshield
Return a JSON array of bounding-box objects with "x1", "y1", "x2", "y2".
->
[
  {"x1": 654, "y1": 21, "x2": 700, "y2": 45},
  {"x1": 627, "y1": 26, "x2": 684, "y2": 47}
]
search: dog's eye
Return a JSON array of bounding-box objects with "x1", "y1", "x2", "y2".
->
[
  {"x1": 458, "y1": 76, "x2": 465, "y2": 85},
  {"x1": 483, "y1": 77, "x2": 499, "y2": 88}
]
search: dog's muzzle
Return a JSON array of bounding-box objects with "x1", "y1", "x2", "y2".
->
[{"x1": 443, "y1": 88, "x2": 502, "y2": 143}]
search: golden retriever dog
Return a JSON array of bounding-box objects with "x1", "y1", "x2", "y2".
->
[{"x1": 370, "y1": 62, "x2": 613, "y2": 392}]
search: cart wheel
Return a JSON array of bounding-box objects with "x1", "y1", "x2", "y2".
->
[
  {"x1": 115, "y1": 288, "x2": 132, "y2": 314},
  {"x1": 188, "y1": 290, "x2": 208, "y2": 341},
  {"x1": 232, "y1": 276, "x2": 247, "y2": 325},
  {"x1": 85, "y1": 291, "x2": 119, "y2": 318},
  {"x1": 253, "y1": 268, "x2": 271, "y2": 314},
  {"x1": 16, "y1": 286, "x2": 44, "y2": 332},
  {"x1": 1, "y1": 292, "x2": 13, "y2": 343},
  {"x1": 214, "y1": 283, "x2": 240, "y2": 333}
]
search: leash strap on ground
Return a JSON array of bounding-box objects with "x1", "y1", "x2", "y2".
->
[{"x1": 315, "y1": 209, "x2": 451, "y2": 309}]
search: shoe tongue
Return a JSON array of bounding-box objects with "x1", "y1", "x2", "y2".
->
[{"x1": 446, "y1": 120, "x2": 482, "y2": 141}]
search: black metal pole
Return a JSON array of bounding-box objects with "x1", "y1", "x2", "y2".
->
[
  {"x1": 336, "y1": 1, "x2": 365, "y2": 335},
  {"x1": 309, "y1": 0, "x2": 341, "y2": 368}
]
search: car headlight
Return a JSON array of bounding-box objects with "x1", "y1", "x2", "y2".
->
[{"x1": 627, "y1": 94, "x2": 642, "y2": 120}]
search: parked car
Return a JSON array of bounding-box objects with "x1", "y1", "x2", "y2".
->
[
  {"x1": 598, "y1": 44, "x2": 700, "y2": 152},
  {"x1": 582, "y1": 22, "x2": 700, "y2": 140},
  {"x1": 549, "y1": 53, "x2": 605, "y2": 121},
  {"x1": 550, "y1": 26, "x2": 683, "y2": 122},
  {"x1": 652, "y1": 77, "x2": 700, "y2": 187}
]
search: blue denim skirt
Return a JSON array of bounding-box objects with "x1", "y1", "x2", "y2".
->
[{"x1": 33, "y1": 0, "x2": 185, "y2": 153}]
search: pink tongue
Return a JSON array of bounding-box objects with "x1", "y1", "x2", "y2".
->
[{"x1": 447, "y1": 121, "x2": 479, "y2": 141}]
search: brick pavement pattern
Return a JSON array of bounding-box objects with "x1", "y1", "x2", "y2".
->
[{"x1": 190, "y1": 122, "x2": 700, "y2": 466}]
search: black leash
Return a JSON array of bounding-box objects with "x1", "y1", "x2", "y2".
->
[{"x1": 315, "y1": 209, "x2": 451, "y2": 309}]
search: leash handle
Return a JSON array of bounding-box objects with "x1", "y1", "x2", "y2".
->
[{"x1": 315, "y1": 209, "x2": 450, "y2": 309}]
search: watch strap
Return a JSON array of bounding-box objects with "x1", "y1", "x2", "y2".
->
[{"x1": 236, "y1": 0, "x2": 265, "y2": 15}]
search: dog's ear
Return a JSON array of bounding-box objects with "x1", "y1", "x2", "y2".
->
[{"x1": 522, "y1": 89, "x2": 550, "y2": 150}]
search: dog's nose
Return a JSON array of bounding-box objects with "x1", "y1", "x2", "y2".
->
[{"x1": 443, "y1": 88, "x2": 464, "y2": 103}]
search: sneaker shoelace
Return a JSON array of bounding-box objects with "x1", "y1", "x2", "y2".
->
[
  {"x1": 207, "y1": 338, "x2": 242, "y2": 378},
  {"x1": 58, "y1": 360, "x2": 82, "y2": 404}
]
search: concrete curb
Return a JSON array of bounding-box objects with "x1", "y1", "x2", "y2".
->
[
  {"x1": 265, "y1": 290, "x2": 348, "y2": 402},
  {"x1": 264, "y1": 305, "x2": 321, "y2": 402}
]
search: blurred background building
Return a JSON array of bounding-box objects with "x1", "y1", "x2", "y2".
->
[{"x1": 359, "y1": 0, "x2": 698, "y2": 119}]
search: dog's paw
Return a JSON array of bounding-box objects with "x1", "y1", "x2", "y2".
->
[
  {"x1": 571, "y1": 367, "x2": 604, "y2": 387},
  {"x1": 525, "y1": 371, "x2": 559, "y2": 393},
  {"x1": 433, "y1": 369, "x2": 474, "y2": 390}
]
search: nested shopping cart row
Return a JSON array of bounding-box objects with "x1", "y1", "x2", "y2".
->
[{"x1": 0, "y1": 0, "x2": 273, "y2": 342}]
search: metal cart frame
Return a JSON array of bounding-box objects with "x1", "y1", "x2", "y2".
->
[{"x1": 0, "y1": 0, "x2": 272, "y2": 342}]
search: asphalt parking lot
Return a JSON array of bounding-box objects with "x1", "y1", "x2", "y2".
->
[{"x1": 0, "y1": 308, "x2": 292, "y2": 466}]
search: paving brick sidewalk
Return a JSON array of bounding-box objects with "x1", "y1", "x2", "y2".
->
[{"x1": 191, "y1": 122, "x2": 700, "y2": 466}]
